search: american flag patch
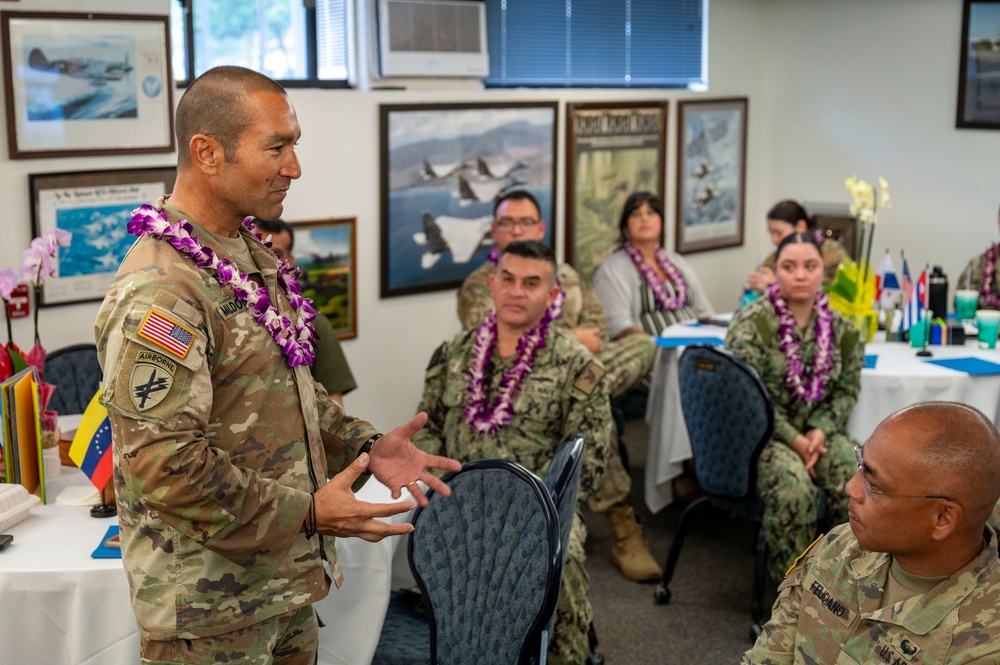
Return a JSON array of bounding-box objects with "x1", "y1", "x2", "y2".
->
[{"x1": 138, "y1": 310, "x2": 195, "y2": 358}]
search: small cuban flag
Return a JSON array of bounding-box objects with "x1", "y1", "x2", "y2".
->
[{"x1": 69, "y1": 389, "x2": 113, "y2": 492}]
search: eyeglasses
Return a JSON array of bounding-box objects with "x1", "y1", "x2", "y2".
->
[
  {"x1": 495, "y1": 217, "x2": 540, "y2": 230},
  {"x1": 853, "y1": 445, "x2": 951, "y2": 502}
]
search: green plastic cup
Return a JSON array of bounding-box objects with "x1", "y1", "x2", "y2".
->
[
  {"x1": 956, "y1": 290, "x2": 979, "y2": 321},
  {"x1": 977, "y1": 310, "x2": 1000, "y2": 349},
  {"x1": 909, "y1": 316, "x2": 930, "y2": 348}
]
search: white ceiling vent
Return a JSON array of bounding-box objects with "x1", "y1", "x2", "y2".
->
[{"x1": 377, "y1": 0, "x2": 488, "y2": 78}]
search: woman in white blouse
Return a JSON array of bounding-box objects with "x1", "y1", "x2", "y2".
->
[{"x1": 593, "y1": 192, "x2": 714, "y2": 339}]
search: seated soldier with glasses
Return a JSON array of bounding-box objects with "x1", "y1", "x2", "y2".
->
[{"x1": 742, "y1": 401, "x2": 1000, "y2": 665}]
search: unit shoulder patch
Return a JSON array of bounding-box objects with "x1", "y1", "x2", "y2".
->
[
  {"x1": 573, "y1": 360, "x2": 605, "y2": 396},
  {"x1": 129, "y1": 350, "x2": 178, "y2": 411}
]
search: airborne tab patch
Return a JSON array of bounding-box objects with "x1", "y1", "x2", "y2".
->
[
  {"x1": 574, "y1": 360, "x2": 605, "y2": 395},
  {"x1": 130, "y1": 350, "x2": 177, "y2": 411},
  {"x1": 138, "y1": 310, "x2": 195, "y2": 358}
]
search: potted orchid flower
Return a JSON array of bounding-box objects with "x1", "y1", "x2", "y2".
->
[
  {"x1": 18, "y1": 228, "x2": 73, "y2": 372},
  {"x1": 0, "y1": 267, "x2": 27, "y2": 380},
  {"x1": 826, "y1": 176, "x2": 891, "y2": 342}
]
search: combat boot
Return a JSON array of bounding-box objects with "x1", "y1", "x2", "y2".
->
[{"x1": 607, "y1": 504, "x2": 662, "y2": 582}]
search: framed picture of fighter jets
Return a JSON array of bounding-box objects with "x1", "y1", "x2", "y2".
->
[
  {"x1": 1, "y1": 11, "x2": 175, "y2": 159},
  {"x1": 29, "y1": 166, "x2": 176, "y2": 306},
  {"x1": 379, "y1": 102, "x2": 558, "y2": 298},
  {"x1": 675, "y1": 97, "x2": 748, "y2": 255},
  {"x1": 565, "y1": 101, "x2": 668, "y2": 280}
]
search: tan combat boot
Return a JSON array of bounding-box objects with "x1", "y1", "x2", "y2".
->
[{"x1": 607, "y1": 504, "x2": 662, "y2": 582}]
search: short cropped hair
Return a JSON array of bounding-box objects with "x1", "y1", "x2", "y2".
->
[
  {"x1": 618, "y1": 191, "x2": 665, "y2": 245},
  {"x1": 253, "y1": 218, "x2": 294, "y2": 251},
  {"x1": 175, "y1": 66, "x2": 287, "y2": 167},
  {"x1": 493, "y1": 190, "x2": 541, "y2": 219},
  {"x1": 501, "y1": 240, "x2": 557, "y2": 284},
  {"x1": 767, "y1": 199, "x2": 813, "y2": 230}
]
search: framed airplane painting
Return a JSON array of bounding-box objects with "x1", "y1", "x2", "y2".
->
[
  {"x1": 1, "y1": 11, "x2": 175, "y2": 159},
  {"x1": 379, "y1": 102, "x2": 557, "y2": 298}
]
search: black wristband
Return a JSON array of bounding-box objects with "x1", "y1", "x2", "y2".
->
[{"x1": 357, "y1": 433, "x2": 383, "y2": 458}]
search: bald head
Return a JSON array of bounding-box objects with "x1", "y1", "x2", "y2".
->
[
  {"x1": 888, "y1": 402, "x2": 1000, "y2": 524},
  {"x1": 175, "y1": 66, "x2": 288, "y2": 168}
]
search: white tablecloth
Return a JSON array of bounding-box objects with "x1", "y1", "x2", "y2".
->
[
  {"x1": 645, "y1": 324, "x2": 1000, "y2": 513},
  {"x1": 0, "y1": 466, "x2": 414, "y2": 665}
]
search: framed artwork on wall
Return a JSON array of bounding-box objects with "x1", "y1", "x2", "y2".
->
[
  {"x1": 1, "y1": 11, "x2": 174, "y2": 159},
  {"x1": 289, "y1": 218, "x2": 357, "y2": 340},
  {"x1": 957, "y1": 0, "x2": 1000, "y2": 128},
  {"x1": 29, "y1": 166, "x2": 176, "y2": 306},
  {"x1": 565, "y1": 101, "x2": 667, "y2": 281},
  {"x1": 379, "y1": 102, "x2": 558, "y2": 298},
  {"x1": 675, "y1": 97, "x2": 748, "y2": 255}
]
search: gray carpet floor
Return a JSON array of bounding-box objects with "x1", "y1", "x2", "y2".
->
[{"x1": 582, "y1": 417, "x2": 777, "y2": 664}]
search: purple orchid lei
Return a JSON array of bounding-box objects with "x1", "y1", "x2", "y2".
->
[
  {"x1": 981, "y1": 244, "x2": 1000, "y2": 308},
  {"x1": 622, "y1": 241, "x2": 688, "y2": 311},
  {"x1": 487, "y1": 246, "x2": 565, "y2": 320},
  {"x1": 464, "y1": 308, "x2": 552, "y2": 434},
  {"x1": 768, "y1": 282, "x2": 834, "y2": 405},
  {"x1": 127, "y1": 204, "x2": 317, "y2": 367}
]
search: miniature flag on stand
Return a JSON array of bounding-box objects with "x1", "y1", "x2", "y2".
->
[
  {"x1": 874, "y1": 250, "x2": 900, "y2": 310},
  {"x1": 903, "y1": 264, "x2": 929, "y2": 332},
  {"x1": 69, "y1": 389, "x2": 113, "y2": 492}
]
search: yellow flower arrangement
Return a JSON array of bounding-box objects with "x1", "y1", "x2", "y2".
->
[{"x1": 827, "y1": 176, "x2": 891, "y2": 340}]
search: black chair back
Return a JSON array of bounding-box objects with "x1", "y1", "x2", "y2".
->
[{"x1": 43, "y1": 344, "x2": 102, "y2": 415}]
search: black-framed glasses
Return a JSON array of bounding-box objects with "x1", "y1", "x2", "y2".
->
[
  {"x1": 854, "y1": 445, "x2": 952, "y2": 502},
  {"x1": 495, "y1": 217, "x2": 540, "y2": 230}
]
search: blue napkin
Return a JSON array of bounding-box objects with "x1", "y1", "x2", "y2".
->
[
  {"x1": 863, "y1": 354, "x2": 878, "y2": 369},
  {"x1": 92, "y1": 525, "x2": 121, "y2": 559},
  {"x1": 656, "y1": 336, "x2": 724, "y2": 348},
  {"x1": 924, "y1": 357, "x2": 1000, "y2": 376}
]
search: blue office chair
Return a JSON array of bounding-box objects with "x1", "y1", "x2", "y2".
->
[
  {"x1": 653, "y1": 344, "x2": 774, "y2": 639},
  {"x1": 43, "y1": 344, "x2": 102, "y2": 415},
  {"x1": 374, "y1": 459, "x2": 563, "y2": 665}
]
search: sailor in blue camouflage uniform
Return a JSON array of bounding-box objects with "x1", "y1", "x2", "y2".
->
[{"x1": 419, "y1": 240, "x2": 613, "y2": 665}]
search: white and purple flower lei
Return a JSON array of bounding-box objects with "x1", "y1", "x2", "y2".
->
[
  {"x1": 623, "y1": 241, "x2": 688, "y2": 311},
  {"x1": 981, "y1": 244, "x2": 1000, "y2": 308},
  {"x1": 464, "y1": 308, "x2": 552, "y2": 434},
  {"x1": 127, "y1": 204, "x2": 317, "y2": 367},
  {"x1": 487, "y1": 246, "x2": 565, "y2": 320},
  {"x1": 768, "y1": 282, "x2": 834, "y2": 405}
]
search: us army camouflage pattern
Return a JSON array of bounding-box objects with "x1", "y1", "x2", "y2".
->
[
  {"x1": 762, "y1": 237, "x2": 849, "y2": 287},
  {"x1": 457, "y1": 260, "x2": 656, "y2": 402},
  {"x1": 94, "y1": 199, "x2": 378, "y2": 641},
  {"x1": 413, "y1": 327, "x2": 612, "y2": 665},
  {"x1": 742, "y1": 523, "x2": 1000, "y2": 665},
  {"x1": 726, "y1": 296, "x2": 864, "y2": 581},
  {"x1": 959, "y1": 247, "x2": 999, "y2": 309}
]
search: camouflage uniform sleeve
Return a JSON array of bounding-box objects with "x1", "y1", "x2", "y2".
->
[
  {"x1": 578, "y1": 276, "x2": 610, "y2": 341},
  {"x1": 457, "y1": 268, "x2": 492, "y2": 330},
  {"x1": 314, "y1": 384, "x2": 378, "y2": 480},
  {"x1": 563, "y1": 352, "x2": 612, "y2": 500},
  {"x1": 761, "y1": 250, "x2": 777, "y2": 271},
  {"x1": 411, "y1": 341, "x2": 451, "y2": 458},
  {"x1": 725, "y1": 304, "x2": 800, "y2": 445},
  {"x1": 739, "y1": 575, "x2": 803, "y2": 665},
  {"x1": 804, "y1": 317, "x2": 863, "y2": 435},
  {"x1": 98, "y1": 286, "x2": 309, "y2": 577}
]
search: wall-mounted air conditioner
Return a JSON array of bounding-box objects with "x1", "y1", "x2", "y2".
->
[{"x1": 376, "y1": 0, "x2": 488, "y2": 78}]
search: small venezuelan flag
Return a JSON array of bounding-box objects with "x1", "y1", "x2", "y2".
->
[{"x1": 69, "y1": 389, "x2": 113, "y2": 492}]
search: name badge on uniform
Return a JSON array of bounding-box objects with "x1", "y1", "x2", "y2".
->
[
  {"x1": 217, "y1": 298, "x2": 248, "y2": 320},
  {"x1": 808, "y1": 579, "x2": 856, "y2": 626},
  {"x1": 138, "y1": 310, "x2": 195, "y2": 359}
]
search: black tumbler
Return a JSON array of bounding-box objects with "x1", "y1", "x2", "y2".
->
[{"x1": 928, "y1": 265, "x2": 948, "y2": 321}]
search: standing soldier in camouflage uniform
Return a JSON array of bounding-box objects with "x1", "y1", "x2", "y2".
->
[
  {"x1": 957, "y1": 205, "x2": 1000, "y2": 309},
  {"x1": 420, "y1": 240, "x2": 613, "y2": 665},
  {"x1": 457, "y1": 190, "x2": 660, "y2": 583},
  {"x1": 94, "y1": 66, "x2": 460, "y2": 664},
  {"x1": 743, "y1": 402, "x2": 1000, "y2": 665},
  {"x1": 726, "y1": 232, "x2": 862, "y2": 582}
]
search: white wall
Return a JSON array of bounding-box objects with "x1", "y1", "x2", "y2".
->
[{"x1": 3, "y1": 0, "x2": 989, "y2": 431}]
